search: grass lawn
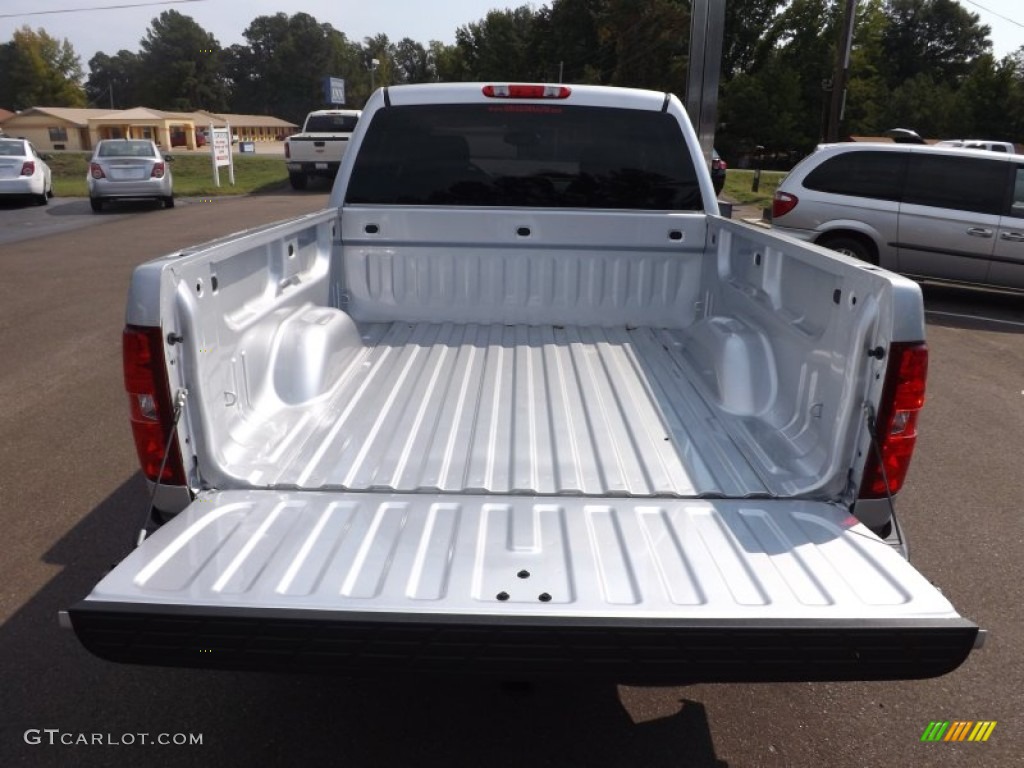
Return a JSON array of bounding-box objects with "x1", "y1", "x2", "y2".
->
[
  {"x1": 47, "y1": 151, "x2": 289, "y2": 197},
  {"x1": 722, "y1": 169, "x2": 787, "y2": 209}
]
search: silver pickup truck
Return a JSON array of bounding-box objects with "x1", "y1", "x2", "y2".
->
[{"x1": 67, "y1": 83, "x2": 979, "y2": 683}]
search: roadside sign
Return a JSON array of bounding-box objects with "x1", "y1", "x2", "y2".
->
[
  {"x1": 209, "y1": 124, "x2": 235, "y2": 186},
  {"x1": 323, "y1": 76, "x2": 346, "y2": 105}
]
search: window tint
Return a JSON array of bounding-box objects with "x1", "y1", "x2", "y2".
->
[
  {"x1": 903, "y1": 154, "x2": 1008, "y2": 215},
  {"x1": 305, "y1": 114, "x2": 359, "y2": 132},
  {"x1": 1010, "y1": 167, "x2": 1024, "y2": 218},
  {"x1": 345, "y1": 104, "x2": 701, "y2": 210},
  {"x1": 98, "y1": 140, "x2": 157, "y2": 157},
  {"x1": 0, "y1": 140, "x2": 27, "y2": 156},
  {"x1": 803, "y1": 150, "x2": 905, "y2": 200}
]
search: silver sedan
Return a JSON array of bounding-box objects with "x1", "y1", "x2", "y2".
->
[{"x1": 87, "y1": 139, "x2": 174, "y2": 212}]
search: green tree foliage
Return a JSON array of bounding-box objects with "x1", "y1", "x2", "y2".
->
[
  {"x1": 60, "y1": 0, "x2": 1008, "y2": 164},
  {"x1": 881, "y1": 0, "x2": 990, "y2": 88},
  {"x1": 0, "y1": 26, "x2": 85, "y2": 109},
  {"x1": 85, "y1": 50, "x2": 142, "y2": 109},
  {"x1": 137, "y1": 11, "x2": 228, "y2": 112},
  {"x1": 597, "y1": 0, "x2": 689, "y2": 92},
  {"x1": 455, "y1": 6, "x2": 540, "y2": 81},
  {"x1": 224, "y1": 13, "x2": 361, "y2": 122},
  {"x1": 532, "y1": 0, "x2": 613, "y2": 83}
]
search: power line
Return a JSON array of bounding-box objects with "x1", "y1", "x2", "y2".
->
[
  {"x1": 960, "y1": 0, "x2": 1024, "y2": 30},
  {"x1": 0, "y1": 0, "x2": 205, "y2": 20}
]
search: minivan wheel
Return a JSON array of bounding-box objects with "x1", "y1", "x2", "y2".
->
[{"x1": 817, "y1": 233, "x2": 876, "y2": 264}]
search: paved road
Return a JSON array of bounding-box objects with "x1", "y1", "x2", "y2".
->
[{"x1": 0, "y1": 196, "x2": 1020, "y2": 767}]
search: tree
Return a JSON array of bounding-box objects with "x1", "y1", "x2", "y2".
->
[
  {"x1": 596, "y1": 0, "x2": 690, "y2": 92},
  {"x1": 455, "y1": 7, "x2": 540, "y2": 81},
  {"x1": 0, "y1": 26, "x2": 85, "y2": 109},
  {"x1": 722, "y1": 0, "x2": 787, "y2": 78},
  {"x1": 393, "y1": 38, "x2": 431, "y2": 83},
  {"x1": 224, "y1": 13, "x2": 362, "y2": 120},
  {"x1": 881, "y1": 0, "x2": 991, "y2": 88},
  {"x1": 85, "y1": 50, "x2": 142, "y2": 109},
  {"x1": 532, "y1": 0, "x2": 613, "y2": 84},
  {"x1": 137, "y1": 10, "x2": 228, "y2": 111}
]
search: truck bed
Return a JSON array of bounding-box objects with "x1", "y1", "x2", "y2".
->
[
  {"x1": 163, "y1": 206, "x2": 908, "y2": 503},
  {"x1": 221, "y1": 320, "x2": 765, "y2": 496}
]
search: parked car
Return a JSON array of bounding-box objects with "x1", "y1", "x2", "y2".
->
[
  {"x1": 935, "y1": 139, "x2": 1015, "y2": 154},
  {"x1": 711, "y1": 148, "x2": 727, "y2": 195},
  {"x1": 87, "y1": 139, "x2": 174, "y2": 212},
  {"x1": 772, "y1": 142, "x2": 1024, "y2": 291},
  {"x1": 0, "y1": 137, "x2": 53, "y2": 205}
]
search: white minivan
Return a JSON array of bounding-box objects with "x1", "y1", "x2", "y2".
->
[{"x1": 772, "y1": 142, "x2": 1024, "y2": 291}]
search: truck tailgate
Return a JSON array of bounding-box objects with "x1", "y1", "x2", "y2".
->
[{"x1": 68, "y1": 491, "x2": 976, "y2": 682}]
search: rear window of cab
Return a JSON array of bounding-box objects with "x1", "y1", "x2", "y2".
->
[{"x1": 345, "y1": 104, "x2": 702, "y2": 210}]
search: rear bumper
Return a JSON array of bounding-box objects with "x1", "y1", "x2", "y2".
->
[
  {"x1": 89, "y1": 178, "x2": 172, "y2": 198},
  {"x1": 286, "y1": 161, "x2": 341, "y2": 176},
  {"x1": 0, "y1": 177, "x2": 42, "y2": 195},
  {"x1": 68, "y1": 602, "x2": 977, "y2": 683}
]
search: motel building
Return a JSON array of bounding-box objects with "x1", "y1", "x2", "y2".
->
[{"x1": 0, "y1": 106, "x2": 297, "y2": 151}]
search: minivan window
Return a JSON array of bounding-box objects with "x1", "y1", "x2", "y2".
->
[
  {"x1": 1011, "y1": 167, "x2": 1024, "y2": 218},
  {"x1": 802, "y1": 151, "x2": 905, "y2": 200},
  {"x1": 903, "y1": 155, "x2": 1008, "y2": 215},
  {"x1": 345, "y1": 104, "x2": 701, "y2": 210}
]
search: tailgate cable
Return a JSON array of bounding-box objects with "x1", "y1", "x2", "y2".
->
[
  {"x1": 864, "y1": 404, "x2": 898, "y2": 533},
  {"x1": 136, "y1": 388, "x2": 188, "y2": 547}
]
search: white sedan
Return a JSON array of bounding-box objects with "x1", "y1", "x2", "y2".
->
[{"x1": 0, "y1": 138, "x2": 54, "y2": 205}]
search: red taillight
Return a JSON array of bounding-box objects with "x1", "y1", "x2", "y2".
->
[
  {"x1": 482, "y1": 84, "x2": 572, "y2": 99},
  {"x1": 90, "y1": 162, "x2": 105, "y2": 179},
  {"x1": 772, "y1": 191, "x2": 798, "y2": 218},
  {"x1": 151, "y1": 162, "x2": 165, "y2": 178},
  {"x1": 860, "y1": 342, "x2": 928, "y2": 499},
  {"x1": 123, "y1": 326, "x2": 186, "y2": 485},
  {"x1": 20, "y1": 161, "x2": 35, "y2": 176},
  {"x1": 712, "y1": 158, "x2": 727, "y2": 171}
]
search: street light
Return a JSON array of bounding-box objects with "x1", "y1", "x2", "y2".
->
[{"x1": 369, "y1": 58, "x2": 380, "y2": 92}]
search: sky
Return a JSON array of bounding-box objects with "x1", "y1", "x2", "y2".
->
[{"x1": 1, "y1": 0, "x2": 1023, "y2": 74}]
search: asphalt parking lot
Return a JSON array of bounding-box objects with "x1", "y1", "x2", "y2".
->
[{"x1": 0, "y1": 191, "x2": 1020, "y2": 767}]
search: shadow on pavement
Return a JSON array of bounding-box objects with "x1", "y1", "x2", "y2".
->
[
  {"x1": 922, "y1": 282, "x2": 1024, "y2": 333},
  {"x1": 0, "y1": 474, "x2": 728, "y2": 768}
]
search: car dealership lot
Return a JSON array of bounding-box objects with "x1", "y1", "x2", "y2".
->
[{"x1": 0, "y1": 195, "x2": 1020, "y2": 767}]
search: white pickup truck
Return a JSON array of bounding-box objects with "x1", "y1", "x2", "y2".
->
[
  {"x1": 67, "y1": 83, "x2": 979, "y2": 683},
  {"x1": 284, "y1": 109, "x2": 361, "y2": 190}
]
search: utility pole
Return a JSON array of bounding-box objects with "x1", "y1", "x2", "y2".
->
[
  {"x1": 558, "y1": 61, "x2": 564, "y2": 83},
  {"x1": 685, "y1": 0, "x2": 726, "y2": 168},
  {"x1": 826, "y1": 0, "x2": 858, "y2": 143}
]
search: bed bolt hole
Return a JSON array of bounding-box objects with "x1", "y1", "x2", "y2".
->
[
  {"x1": 754, "y1": 252, "x2": 762, "y2": 266},
  {"x1": 365, "y1": 223, "x2": 379, "y2": 234},
  {"x1": 496, "y1": 591, "x2": 510, "y2": 601},
  {"x1": 850, "y1": 295, "x2": 857, "y2": 307},
  {"x1": 517, "y1": 226, "x2": 531, "y2": 237},
  {"x1": 194, "y1": 279, "x2": 203, "y2": 296},
  {"x1": 833, "y1": 289, "x2": 841, "y2": 304},
  {"x1": 288, "y1": 243, "x2": 295, "y2": 259},
  {"x1": 211, "y1": 275, "x2": 218, "y2": 292},
  {"x1": 517, "y1": 570, "x2": 530, "y2": 579},
  {"x1": 538, "y1": 593, "x2": 552, "y2": 602},
  {"x1": 669, "y1": 230, "x2": 683, "y2": 241}
]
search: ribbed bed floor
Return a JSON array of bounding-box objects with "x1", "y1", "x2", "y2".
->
[{"x1": 225, "y1": 322, "x2": 769, "y2": 497}]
